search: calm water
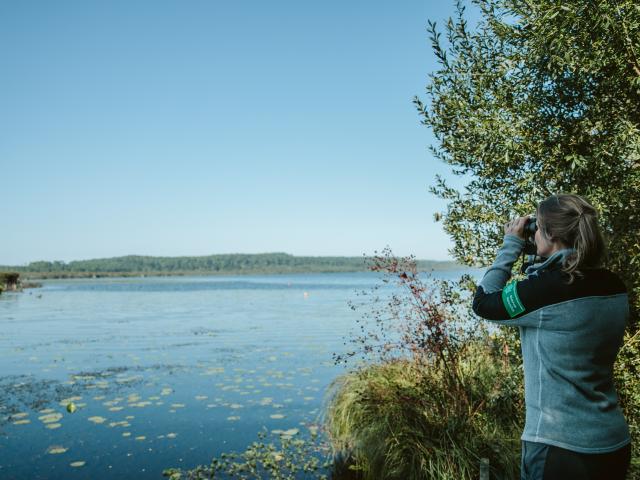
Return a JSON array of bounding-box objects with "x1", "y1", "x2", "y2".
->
[{"x1": 0, "y1": 270, "x2": 482, "y2": 479}]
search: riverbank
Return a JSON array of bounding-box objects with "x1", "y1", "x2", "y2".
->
[{"x1": 0, "y1": 272, "x2": 42, "y2": 292}]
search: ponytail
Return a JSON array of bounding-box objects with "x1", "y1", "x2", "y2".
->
[{"x1": 537, "y1": 194, "x2": 606, "y2": 284}]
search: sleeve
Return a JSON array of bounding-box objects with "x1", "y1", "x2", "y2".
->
[
  {"x1": 472, "y1": 234, "x2": 535, "y2": 325},
  {"x1": 472, "y1": 274, "x2": 554, "y2": 326},
  {"x1": 476, "y1": 234, "x2": 524, "y2": 294}
]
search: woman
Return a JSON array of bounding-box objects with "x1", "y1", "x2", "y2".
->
[{"x1": 472, "y1": 193, "x2": 632, "y2": 480}]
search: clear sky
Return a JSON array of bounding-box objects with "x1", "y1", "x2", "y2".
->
[{"x1": 0, "y1": 1, "x2": 477, "y2": 265}]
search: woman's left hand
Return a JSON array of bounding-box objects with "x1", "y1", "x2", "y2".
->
[{"x1": 504, "y1": 216, "x2": 529, "y2": 240}]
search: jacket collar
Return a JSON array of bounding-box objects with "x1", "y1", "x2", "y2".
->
[{"x1": 525, "y1": 248, "x2": 577, "y2": 275}]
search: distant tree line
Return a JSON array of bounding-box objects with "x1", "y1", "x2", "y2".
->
[{"x1": 0, "y1": 252, "x2": 462, "y2": 278}]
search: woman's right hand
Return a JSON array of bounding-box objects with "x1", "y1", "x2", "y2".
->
[{"x1": 504, "y1": 216, "x2": 530, "y2": 240}]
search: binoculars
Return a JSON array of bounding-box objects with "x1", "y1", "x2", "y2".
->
[
  {"x1": 520, "y1": 216, "x2": 541, "y2": 273},
  {"x1": 523, "y1": 216, "x2": 538, "y2": 255}
]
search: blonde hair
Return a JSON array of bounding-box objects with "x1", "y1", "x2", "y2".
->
[{"x1": 536, "y1": 193, "x2": 606, "y2": 284}]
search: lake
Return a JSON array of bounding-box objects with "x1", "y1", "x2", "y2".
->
[{"x1": 0, "y1": 270, "x2": 483, "y2": 479}]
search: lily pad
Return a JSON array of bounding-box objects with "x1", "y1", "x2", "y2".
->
[
  {"x1": 39, "y1": 413, "x2": 63, "y2": 423},
  {"x1": 47, "y1": 446, "x2": 68, "y2": 454},
  {"x1": 59, "y1": 396, "x2": 82, "y2": 407}
]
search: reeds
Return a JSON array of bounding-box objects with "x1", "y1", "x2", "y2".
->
[{"x1": 324, "y1": 338, "x2": 523, "y2": 479}]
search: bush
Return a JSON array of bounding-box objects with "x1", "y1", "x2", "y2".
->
[
  {"x1": 325, "y1": 247, "x2": 524, "y2": 479},
  {"x1": 325, "y1": 337, "x2": 523, "y2": 480}
]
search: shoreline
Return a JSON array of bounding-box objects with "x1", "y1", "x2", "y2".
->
[{"x1": 22, "y1": 265, "x2": 476, "y2": 281}]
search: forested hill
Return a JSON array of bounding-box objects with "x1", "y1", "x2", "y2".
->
[{"x1": 1, "y1": 253, "x2": 464, "y2": 278}]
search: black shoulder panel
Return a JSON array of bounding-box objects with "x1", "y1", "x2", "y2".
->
[{"x1": 472, "y1": 267, "x2": 627, "y2": 321}]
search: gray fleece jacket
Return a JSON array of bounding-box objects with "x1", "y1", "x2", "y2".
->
[{"x1": 472, "y1": 234, "x2": 631, "y2": 453}]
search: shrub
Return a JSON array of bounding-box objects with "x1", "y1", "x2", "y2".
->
[{"x1": 325, "y1": 247, "x2": 524, "y2": 479}]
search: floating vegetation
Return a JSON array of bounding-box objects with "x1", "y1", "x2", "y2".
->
[
  {"x1": 274, "y1": 428, "x2": 299, "y2": 440},
  {"x1": 194, "y1": 395, "x2": 207, "y2": 401},
  {"x1": 109, "y1": 406, "x2": 124, "y2": 411},
  {"x1": 202, "y1": 367, "x2": 224, "y2": 376},
  {"x1": 170, "y1": 403, "x2": 185, "y2": 408},
  {"x1": 10, "y1": 412, "x2": 28, "y2": 419},
  {"x1": 108, "y1": 421, "x2": 130, "y2": 428},
  {"x1": 135, "y1": 436, "x2": 146, "y2": 441},
  {"x1": 13, "y1": 419, "x2": 30, "y2": 425},
  {"x1": 69, "y1": 461, "x2": 86, "y2": 467},
  {"x1": 47, "y1": 446, "x2": 68, "y2": 455},
  {"x1": 59, "y1": 396, "x2": 82, "y2": 407},
  {"x1": 166, "y1": 432, "x2": 177, "y2": 438},
  {"x1": 116, "y1": 375, "x2": 142, "y2": 384},
  {"x1": 162, "y1": 429, "x2": 331, "y2": 480},
  {"x1": 160, "y1": 387, "x2": 173, "y2": 396},
  {"x1": 122, "y1": 432, "x2": 131, "y2": 437},
  {"x1": 46, "y1": 423, "x2": 62, "y2": 429},
  {"x1": 39, "y1": 412, "x2": 63, "y2": 423},
  {"x1": 270, "y1": 414, "x2": 285, "y2": 419},
  {"x1": 87, "y1": 416, "x2": 107, "y2": 424},
  {"x1": 227, "y1": 416, "x2": 240, "y2": 421}
]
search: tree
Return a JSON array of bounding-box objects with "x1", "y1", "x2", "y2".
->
[
  {"x1": 414, "y1": 0, "x2": 640, "y2": 323},
  {"x1": 414, "y1": 0, "x2": 640, "y2": 472}
]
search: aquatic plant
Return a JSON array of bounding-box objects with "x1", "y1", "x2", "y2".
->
[
  {"x1": 162, "y1": 429, "x2": 333, "y2": 479},
  {"x1": 325, "y1": 247, "x2": 523, "y2": 479}
]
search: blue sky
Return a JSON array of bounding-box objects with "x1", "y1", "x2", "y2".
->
[{"x1": 0, "y1": 1, "x2": 477, "y2": 265}]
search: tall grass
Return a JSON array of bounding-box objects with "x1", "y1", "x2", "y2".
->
[
  {"x1": 324, "y1": 337, "x2": 523, "y2": 480},
  {"x1": 324, "y1": 247, "x2": 523, "y2": 479}
]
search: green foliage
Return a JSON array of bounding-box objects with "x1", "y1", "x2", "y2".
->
[
  {"x1": 414, "y1": 0, "x2": 640, "y2": 474},
  {"x1": 326, "y1": 248, "x2": 524, "y2": 479},
  {"x1": 162, "y1": 429, "x2": 332, "y2": 479},
  {"x1": 0, "y1": 253, "x2": 461, "y2": 278},
  {"x1": 414, "y1": 0, "x2": 640, "y2": 322},
  {"x1": 0, "y1": 272, "x2": 20, "y2": 292},
  {"x1": 614, "y1": 330, "x2": 640, "y2": 475},
  {"x1": 325, "y1": 338, "x2": 523, "y2": 480}
]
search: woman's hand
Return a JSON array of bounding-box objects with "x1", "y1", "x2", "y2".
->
[{"x1": 504, "y1": 216, "x2": 530, "y2": 240}]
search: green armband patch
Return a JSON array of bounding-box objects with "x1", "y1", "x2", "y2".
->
[{"x1": 502, "y1": 281, "x2": 525, "y2": 318}]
